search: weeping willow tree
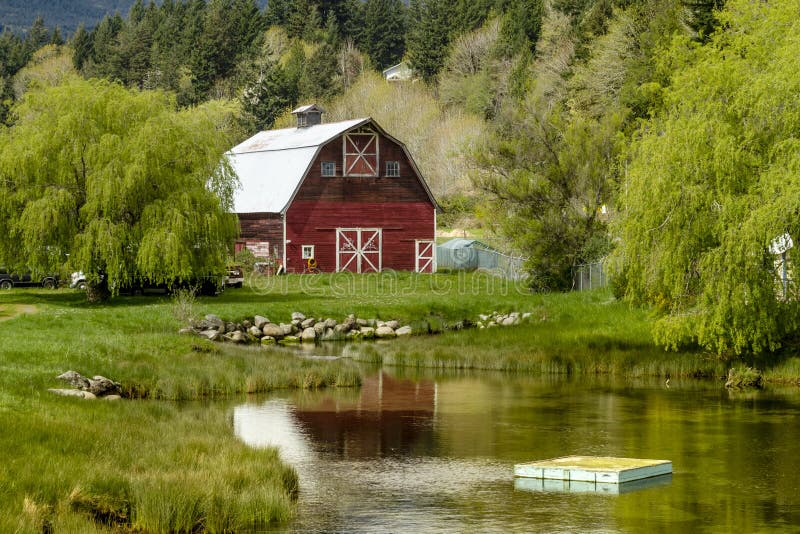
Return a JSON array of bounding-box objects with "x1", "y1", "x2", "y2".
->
[
  {"x1": 0, "y1": 77, "x2": 239, "y2": 300},
  {"x1": 613, "y1": 0, "x2": 800, "y2": 355}
]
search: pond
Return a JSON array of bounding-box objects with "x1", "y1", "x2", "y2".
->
[{"x1": 234, "y1": 369, "x2": 800, "y2": 532}]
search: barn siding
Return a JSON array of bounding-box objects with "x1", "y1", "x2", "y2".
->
[
  {"x1": 236, "y1": 212, "x2": 283, "y2": 259},
  {"x1": 285, "y1": 201, "x2": 434, "y2": 273},
  {"x1": 235, "y1": 122, "x2": 436, "y2": 272}
]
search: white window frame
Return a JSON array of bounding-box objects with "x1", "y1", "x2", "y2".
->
[
  {"x1": 301, "y1": 245, "x2": 315, "y2": 259},
  {"x1": 385, "y1": 160, "x2": 400, "y2": 177},
  {"x1": 321, "y1": 161, "x2": 336, "y2": 177},
  {"x1": 343, "y1": 129, "x2": 379, "y2": 177}
]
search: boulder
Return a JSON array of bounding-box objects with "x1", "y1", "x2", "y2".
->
[
  {"x1": 314, "y1": 322, "x2": 326, "y2": 335},
  {"x1": 225, "y1": 322, "x2": 238, "y2": 333},
  {"x1": 291, "y1": 312, "x2": 306, "y2": 321},
  {"x1": 254, "y1": 315, "x2": 270, "y2": 329},
  {"x1": 178, "y1": 327, "x2": 197, "y2": 336},
  {"x1": 49, "y1": 388, "x2": 96, "y2": 399},
  {"x1": 261, "y1": 336, "x2": 276, "y2": 345},
  {"x1": 395, "y1": 325, "x2": 412, "y2": 336},
  {"x1": 280, "y1": 323, "x2": 294, "y2": 335},
  {"x1": 522, "y1": 312, "x2": 532, "y2": 320},
  {"x1": 386, "y1": 320, "x2": 400, "y2": 330},
  {"x1": 501, "y1": 316, "x2": 518, "y2": 326},
  {"x1": 279, "y1": 335, "x2": 300, "y2": 344},
  {"x1": 291, "y1": 319, "x2": 301, "y2": 327},
  {"x1": 205, "y1": 314, "x2": 225, "y2": 331},
  {"x1": 103, "y1": 395, "x2": 122, "y2": 401},
  {"x1": 356, "y1": 318, "x2": 368, "y2": 327},
  {"x1": 342, "y1": 316, "x2": 356, "y2": 330},
  {"x1": 301, "y1": 317, "x2": 316, "y2": 329},
  {"x1": 87, "y1": 376, "x2": 121, "y2": 396},
  {"x1": 242, "y1": 319, "x2": 252, "y2": 329},
  {"x1": 262, "y1": 323, "x2": 284, "y2": 338},
  {"x1": 57, "y1": 371, "x2": 90, "y2": 390},
  {"x1": 334, "y1": 323, "x2": 350, "y2": 335},
  {"x1": 224, "y1": 331, "x2": 246, "y2": 343},
  {"x1": 324, "y1": 318, "x2": 337, "y2": 329},
  {"x1": 359, "y1": 327, "x2": 375, "y2": 339},
  {"x1": 346, "y1": 330, "x2": 362, "y2": 340},
  {"x1": 200, "y1": 329, "x2": 222, "y2": 341},
  {"x1": 375, "y1": 326, "x2": 396, "y2": 338},
  {"x1": 301, "y1": 327, "x2": 317, "y2": 342},
  {"x1": 248, "y1": 326, "x2": 263, "y2": 338}
]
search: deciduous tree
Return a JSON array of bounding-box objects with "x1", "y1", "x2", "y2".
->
[{"x1": 0, "y1": 77, "x2": 239, "y2": 301}]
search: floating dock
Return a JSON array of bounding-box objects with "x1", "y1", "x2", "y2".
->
[{"x1": 514, "y1": 456, "x2": 672, "y2": 484}]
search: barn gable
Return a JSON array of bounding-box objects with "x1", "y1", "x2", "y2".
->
[{"x1": 228, "y1": 117, "x2": 437, "y2": 214}]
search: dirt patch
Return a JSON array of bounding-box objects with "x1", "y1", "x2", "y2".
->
[{"x1": 0, "y1": 304, "x2": 38, "y2": 322}]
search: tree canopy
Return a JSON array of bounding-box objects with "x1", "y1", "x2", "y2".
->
[
  {"x1": 613, "y1": 0, "x2": 800, "y2": 354},
  {"x1": 0, "y1": 77, "x2": 239, "y2": 299}
]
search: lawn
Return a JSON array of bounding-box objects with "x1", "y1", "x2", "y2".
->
[{"x1": 0, "y1": 271, "x2": 792, "y2": 532}]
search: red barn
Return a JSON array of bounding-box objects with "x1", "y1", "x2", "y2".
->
[{"x1": 229, "y1": 105, "x2": 438, "y2": 274}]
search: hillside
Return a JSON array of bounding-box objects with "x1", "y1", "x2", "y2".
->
[{"x1": 0, "y1": 0, "x2": 268, "y2": 35}]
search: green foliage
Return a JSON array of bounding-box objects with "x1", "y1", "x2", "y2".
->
[
  {"x1": 613, "y1": 0, "x2": 800, "y2": 354},
  {"x1": 362, "y1": 0, "x2": 406, "y2": 70},
  {"x1": 0, "y1": 77, "x2": 239, "y2": 298},
  {"x1": 474, "y1": 98, "x2": 625, "y2": 290}
]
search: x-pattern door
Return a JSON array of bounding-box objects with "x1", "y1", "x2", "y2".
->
[
  {"x1": 344, "y1": 132, "x2": 378, "y2": 176},
  {"x1": 336, "y1": 228, "x2": 382, "y2": 273},
  {"x1": 415, "y1": 240, "x2": 435, "y2": 273}
]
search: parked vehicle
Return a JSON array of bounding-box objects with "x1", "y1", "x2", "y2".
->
[
  {"x1": 70, "y1": 271, "x2": 222, "y2": 296},
  {"x1": 0, "y1": 268, "x2": 59, "y2": 290},
  {"x1": 224, "y1": 265, "x2": 244, "y2": 288}
]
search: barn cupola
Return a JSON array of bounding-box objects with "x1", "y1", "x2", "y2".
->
[{"x1": 292, "y1": 104, "x2": 325, "y2": 128}]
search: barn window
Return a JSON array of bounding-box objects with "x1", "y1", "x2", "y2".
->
[
  {"x1": 385, "y1": 161, "x2": 400, "y2": 177},
  {"x1": 301, "y1": 245, "x2": 315, "y2": 259},
  {"x1": 321, "y1": 161, "x2": 336, "y2": 177},
  {"x1": 343, "y1": 129, "x2": 379, "y2": 177}
]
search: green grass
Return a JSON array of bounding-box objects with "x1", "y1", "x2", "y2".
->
[{"x1": 0, "y1": 272, "x2": 792, "y2": 531}]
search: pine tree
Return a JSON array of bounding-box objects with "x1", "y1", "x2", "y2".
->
[
  {"x1": 363, "y1": 0, "x2": 407, "y2": 70},
  {"x1": 407, "y1": 0, "x2": 453, "y2": 82}
]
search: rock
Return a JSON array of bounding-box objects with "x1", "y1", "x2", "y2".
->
[
  {"x1": 178, "y1": 327, "x2": 197, "y2": 335},
  {"x1": 386, "y1": 320, "x2": 400, "y2": 330},
  {"x1": 49, "y1": 388, "x2": 96, "y2": 399},
  {"x1": 291, "y1": 319, "x2": 301, "y2": 327},
  {"x1": 342, "y1": 316, "x2": 356, "y2": 330},
  {"x1": 322, "y1": 327, "x2": 342, "y2": 341},
  {"x1": 103, "y1": 395, "x2": 122, "y2": 401},
  {"x1": 205, "y1": 314, "x2": 225, "y2": 331},
  {"x1": 57, "y1": 371, "x2": 90, "y2": 390},
  {"x1": 395, "y1": 325, "x2": 412, "y2": 336},
  {"x1": 334, "y1": 323, "x2": 350, "y2": 335},
  {"x1": 346, "y1": 330, "x2": 362, "y2": 340},
  {"x1": 292, "y1": 312, "x2": 306, "y2": 321},
  {"x1": 262, "y1": 323, "x2": 284, "y2": 338},
  {"x1": 479, "y1": 314, "x2": 490, "y2": 322},
  {"x1": 324, "y1": 318, "x2": 338, "y2": 329},
  {"x1": 314, "y1": 322, "x2": 326, "y2": 335},
  {"x1": 248, "y1": 326, "x2": 263, "y2": 338},
  {"x1": 280, "y1": 323, "x2": 293, "y2": 335},
  {"x1": 200, "y1": 329, "x2": 221, "y2": 341},
  {"x1": 254, "y1": 315, "x2": 270, "y2": 329},
  {"x1": 225, "y1": 331, "x2": 246, "y2": 343},
  {"x1": 225, "y1": 322, "x2": 238, "y2": 333},
  {"x1": 375, "y1": 326, "x2": 396, "y2": 338},
  {"x1": 301, "y1": 327, "x2": 317, "y2": 342},
  {"x1": 359, "y1": 327, "x2": 375, "y2": 339},
  {"x1": 502, "y1": 317, "x2": 517, "y2": 326},
  {"x1": 301, "y1": 317, "x2": 316, "y2": 329},
  {"x1": 487, "y1": 321, "x2": 497, "y2": 328},
  {"x1": 279, "y1": 335, "x2": 300, "y2": 344},
  {"x1": 87, "y1": 376, "x2": 121, "y2": 396},
  {"x1": 261, "y1": 336, "x2": 276, "y2": 345},
  {"x1": 356, "y1": 318, "x2": 368, "y2": 327},
  {"x1": 242, "y1": 320, "x2": 252, "y2": 329},
  {"x1": 522, "y1": 312, "x2": 532, "y2": 320}
]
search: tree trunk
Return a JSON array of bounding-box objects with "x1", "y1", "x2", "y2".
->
[{"x1": 86, "y1": 277, "x2": 111, "y2": 303}]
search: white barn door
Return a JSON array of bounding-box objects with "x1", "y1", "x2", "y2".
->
[
  {"x1": 415, "y1": 240, "x2": 435, "y2": 273},
  {"x1": 336, "y1": 228, "x2": 382, "y2": 273}
]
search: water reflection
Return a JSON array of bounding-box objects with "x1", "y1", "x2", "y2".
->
[{"x1": 235, "y1": 371, "x2": 800, "y2": 532}]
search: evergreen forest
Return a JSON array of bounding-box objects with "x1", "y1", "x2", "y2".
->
[{"x1": 3, "y1": 0, "x2": 800, "y2": 357}]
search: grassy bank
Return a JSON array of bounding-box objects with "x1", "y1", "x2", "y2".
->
[{"x1": 0, "y1": 272, "x2": 788, "y2": 531}]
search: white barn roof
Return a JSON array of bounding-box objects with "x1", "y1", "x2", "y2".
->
[
  {"x1": 229, "y1": 118, "x2": 368, "y2": 213},
  {"x1": 229, "y1": 116, "x2": 438, "y2": 214}
]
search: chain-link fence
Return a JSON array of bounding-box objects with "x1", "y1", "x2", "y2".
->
[
  {"x1": 437, "y1": 241, "x2": 528, "y2": 281},
  {"x1": 572, "y1": 259, "x2": 608, "y2": 291}
]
